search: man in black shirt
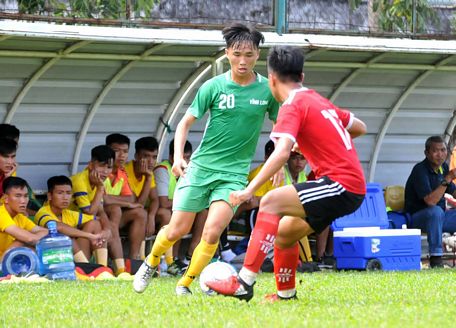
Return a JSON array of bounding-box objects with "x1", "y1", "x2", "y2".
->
[{"x1": 405, "y1": 135, "x2": 456, "y2": 268}]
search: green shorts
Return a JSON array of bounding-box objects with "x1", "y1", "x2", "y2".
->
[{"x1": 172, "y1": 164, "x2": 247, "y2": 213}]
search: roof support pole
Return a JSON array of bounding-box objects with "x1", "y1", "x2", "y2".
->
[
  {"x1": 4, "y1": 40, "x2": 90, "y2": 123},
  {"x1": 367, "y1": 55, "x2": 456, "y2": 182},
  {"x1": 70, "y1": 44, "x2": 169, "y2": 174},
  {"x1": 443, "y1": 109, "x2": 456, "y2": 146}
]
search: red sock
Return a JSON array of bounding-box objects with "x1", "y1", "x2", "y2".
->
[
  {"x1": 274, "y1": 243, "x2": 299, "y2": 292},
  {"x1": 243, "y1": 212, "x2": 280, "y2": 273}
]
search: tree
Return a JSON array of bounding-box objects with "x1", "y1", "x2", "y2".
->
[
  {"x1": 1, "y1": 0, "x2": 159, "y2": 19},
  {"x1": 372, "y1": 0, "x2": 439, "y2": 34},
  {"x1": 348, "y1": 0, "x2": 439, "y2": 34}
]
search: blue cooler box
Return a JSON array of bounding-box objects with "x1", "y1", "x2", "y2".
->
[
  {"x1": 334, "y1": 227, "x2": 421, "y2": 271},
  {"x1": 332, "y1": 183, "x2": 389, "y2": 231}
]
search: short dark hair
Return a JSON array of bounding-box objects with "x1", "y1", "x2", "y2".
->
[
  {"x1": 0, "y1": 124, "x2": 20, "y2": 140},
  {"x1": 91, "y1": 145, "x2": 115, "y2": 164},
  {"x1": 106, "y1": 133, "x2": 130, "y2": 147},
  {"x1": 3, "y1": 176, "x2": 27, "y2": 194},
  {"x1": 47, "y1": 175, "x2": 72, "y2": 192},
  {"x1": 222, "y1": 23, "x2": 264, "y2": 50},
  {"x1": 135, "y1": 137, "x2": 158, "y2": 153},
  {"x1": 169, "y1": 139, "x2": 192, "y2": 156},
  {"x1": 0, "y1": 137, "x2": 17, "y2": 157},
  {"x1": 267, "y1": 46, "x2": 305, "y2": 83},
  {"x1": 425, "y1": 135, "x2": 446, "y2": 151},
  {"x1": 264, "y1": 140, "x2": 275, "y2": 157}
]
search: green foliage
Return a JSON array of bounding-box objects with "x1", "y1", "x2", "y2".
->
[
  {"x1": 5, "y1": 0, "x2": 159, "y2": 19},
  {"x1": 372, "y1": 0, "x2": 439, "y2": 33},
  {"x1": 2, "y1": 271, "x2": 456, "y2": 327},
  {"x1": 348, "y1": 0, "x2": 364, "y2": 10}
]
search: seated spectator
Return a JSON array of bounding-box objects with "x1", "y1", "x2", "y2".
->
[
  {"x1": 0, "y1": 177, "x2": 48, "y2": 260},
  {"x1": 0, "y1": 138, "x2": 17, "y2": 198},
  {"x1": 0, "y1": 123, "x2": 20, "y2": 143},
  {"x1": 71, "y1": 145, "x2": 125, "y2": 276},
  {"x1": 405, "y1": 135, "x2": 456, "y2": 268},
  {"x1": 234, "y1": 140, "x2": 281, "y2": 232},
  {"x1": 0, "y1": 124, "x2": 42, "y2": 214},
  {"x1": 154, "y1": 139, "x2": 207, "y2": 274},
  {"x1": 35, "y1": 175, "x2": 110, "y2": 266},
  {"x1": 284, "y1": 151, "x2": 307, "y2": 185},
  {"x1": 105, "y1": 134, "x2": 147, "y2": 262},
  {"x1": 123, "y1": 137, "x2": 159, "y2": 256},
  {"x1": 284, "y1": 151, "x2": 320, "y2": 266},
  {"x1": 450, "y1": 145, "x2": 456, "y2": 184}
]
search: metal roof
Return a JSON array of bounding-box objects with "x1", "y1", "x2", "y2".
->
[{"x1": 1, "y1": 21, "x2": 455, "y2": 190}]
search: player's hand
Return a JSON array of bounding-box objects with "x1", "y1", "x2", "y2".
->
[
  {"x1": 172, "y1": 157, "x2": 188, "y2": 178},
  {"x1": 90, "y1": 170, "x2": 105, "y2": 188},
  {"x1": 100, "y1": 229, "x2": 111, "y2": 242},
  {"x1": 145, "y1": 218, "x2": 155, "y2": 238},
  {"x1": 446, "y1": 168, "x2": 456, "y2": 182},
  {"x1": 90, "y1": 233, "x2": 104, "y2": 247},
  {"x1": 230, "y1": 189, "x2": 253, "y2": 207},
  {"x1": 292, "y1": 142, "x2": 301, "y2": 154},
  {"x1": 4, "y1": 162, "x2": 17, "y2": 178},
  {"x1": 139, "y1": 158, "x2": 152, "y2": 177},
  {"x1": 127, "y1": 202, "x2": 143, "y2": 209},
  {"x1": 272, "y1": 167, "x2": 285, "y2": 187}
]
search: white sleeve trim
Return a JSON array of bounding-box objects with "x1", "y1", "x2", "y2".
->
[
  {"x1": 345, "y1": 112, "x2": 354, "y2": 130},
  {"x1": 270, "y1": 132, "x2": 296, "y2": 144}
]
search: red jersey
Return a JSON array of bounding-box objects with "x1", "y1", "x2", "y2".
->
[{"x1": 271, "y1": 88, "x2": 366, "y2": 195}]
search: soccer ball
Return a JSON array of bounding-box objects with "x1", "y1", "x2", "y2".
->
[{"x1": 199, "y1": 261, "x2": 237, "y2": 296}]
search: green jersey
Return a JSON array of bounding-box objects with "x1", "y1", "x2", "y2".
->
[{"x1": 188, "y1": 70, "x2": 280, "y2": 176}]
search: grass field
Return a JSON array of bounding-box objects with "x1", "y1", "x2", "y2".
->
[{"x1": 2, "y1": 270, "x2": 456, "y2": 327}]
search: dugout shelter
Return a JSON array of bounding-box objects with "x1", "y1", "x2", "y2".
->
[{"x1": 0, "y1": 20, "x2": 455, "y2": 191}]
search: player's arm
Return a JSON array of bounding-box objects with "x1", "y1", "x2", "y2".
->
[
  {"x1": 158, "y1": 196, "x2": 172, "y2": 209},
  {"x1": 173, "y1": 113, "x2": 197, "y2": 177},
  {"x1": 347, "y1": 117, "x2": 367, "y2": 139},
  {"x1": 4, "y1": 225, "x2": 48, "y2": 245},
  {"x1": 425, "y1": 168, "x2": 456, "y2": 205},
  {"x1": 96, "y1": 212, "x2": 112, "y2": 241},
  {"x1": 82, "y1": 187, "x2": 104, "y2": 215},
  {"x1": 136, "y1": 174, "x2": 152, "y2": 206},
  {"x1": 54, "y1": 221, "x2": 97, "y2": 241},
  {"x1": 102, "y1": 194, "x2": 142, "y2": 208},
  {"x1": 78, "y1": 172, "x2": 105, "y2": 215},
  {"x1": 146, "y1": 187, "x2": 159, "y2": 236}
]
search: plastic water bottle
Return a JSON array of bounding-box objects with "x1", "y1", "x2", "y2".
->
[
  {"x1": 1, "y1": 247, "x2": 39, "y2": 276},
  {"x1": 36, "y1": 221, "x2": 76, "y2": 280}
]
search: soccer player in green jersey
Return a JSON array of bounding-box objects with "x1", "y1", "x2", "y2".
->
[{"x1": 133, "y1": 23, "x2": 280, "y2": 295}]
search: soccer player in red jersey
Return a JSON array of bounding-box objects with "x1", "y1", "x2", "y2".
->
[{"x1": 207, "y1": 45, "x2": 367, "y2": 302}]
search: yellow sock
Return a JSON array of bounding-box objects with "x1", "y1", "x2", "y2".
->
[
  {"x1": 165, "y1": 247, "x2": 174, "y2": 265},
  {"x1": 115, "y1": 267, "x2": 126, "y2": 276},
  {"x1": 177, "y1": 239, "x2": 218, "y2": 288},
  {"x1": 114, "y1": 258, "x2": 125, "y2": 274},
  {"x1": 140, "y1": 241, "x2": 146, "y2": 260},
  {"x1": 148, "y1": 228, "x2": 175, "y2": 267},
  {"x1": 93, "y1": 248, "x2": 108, "y2": 266},
  {"x1": 74, "y1": 250, "x2": 89, "y2": 263}
]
